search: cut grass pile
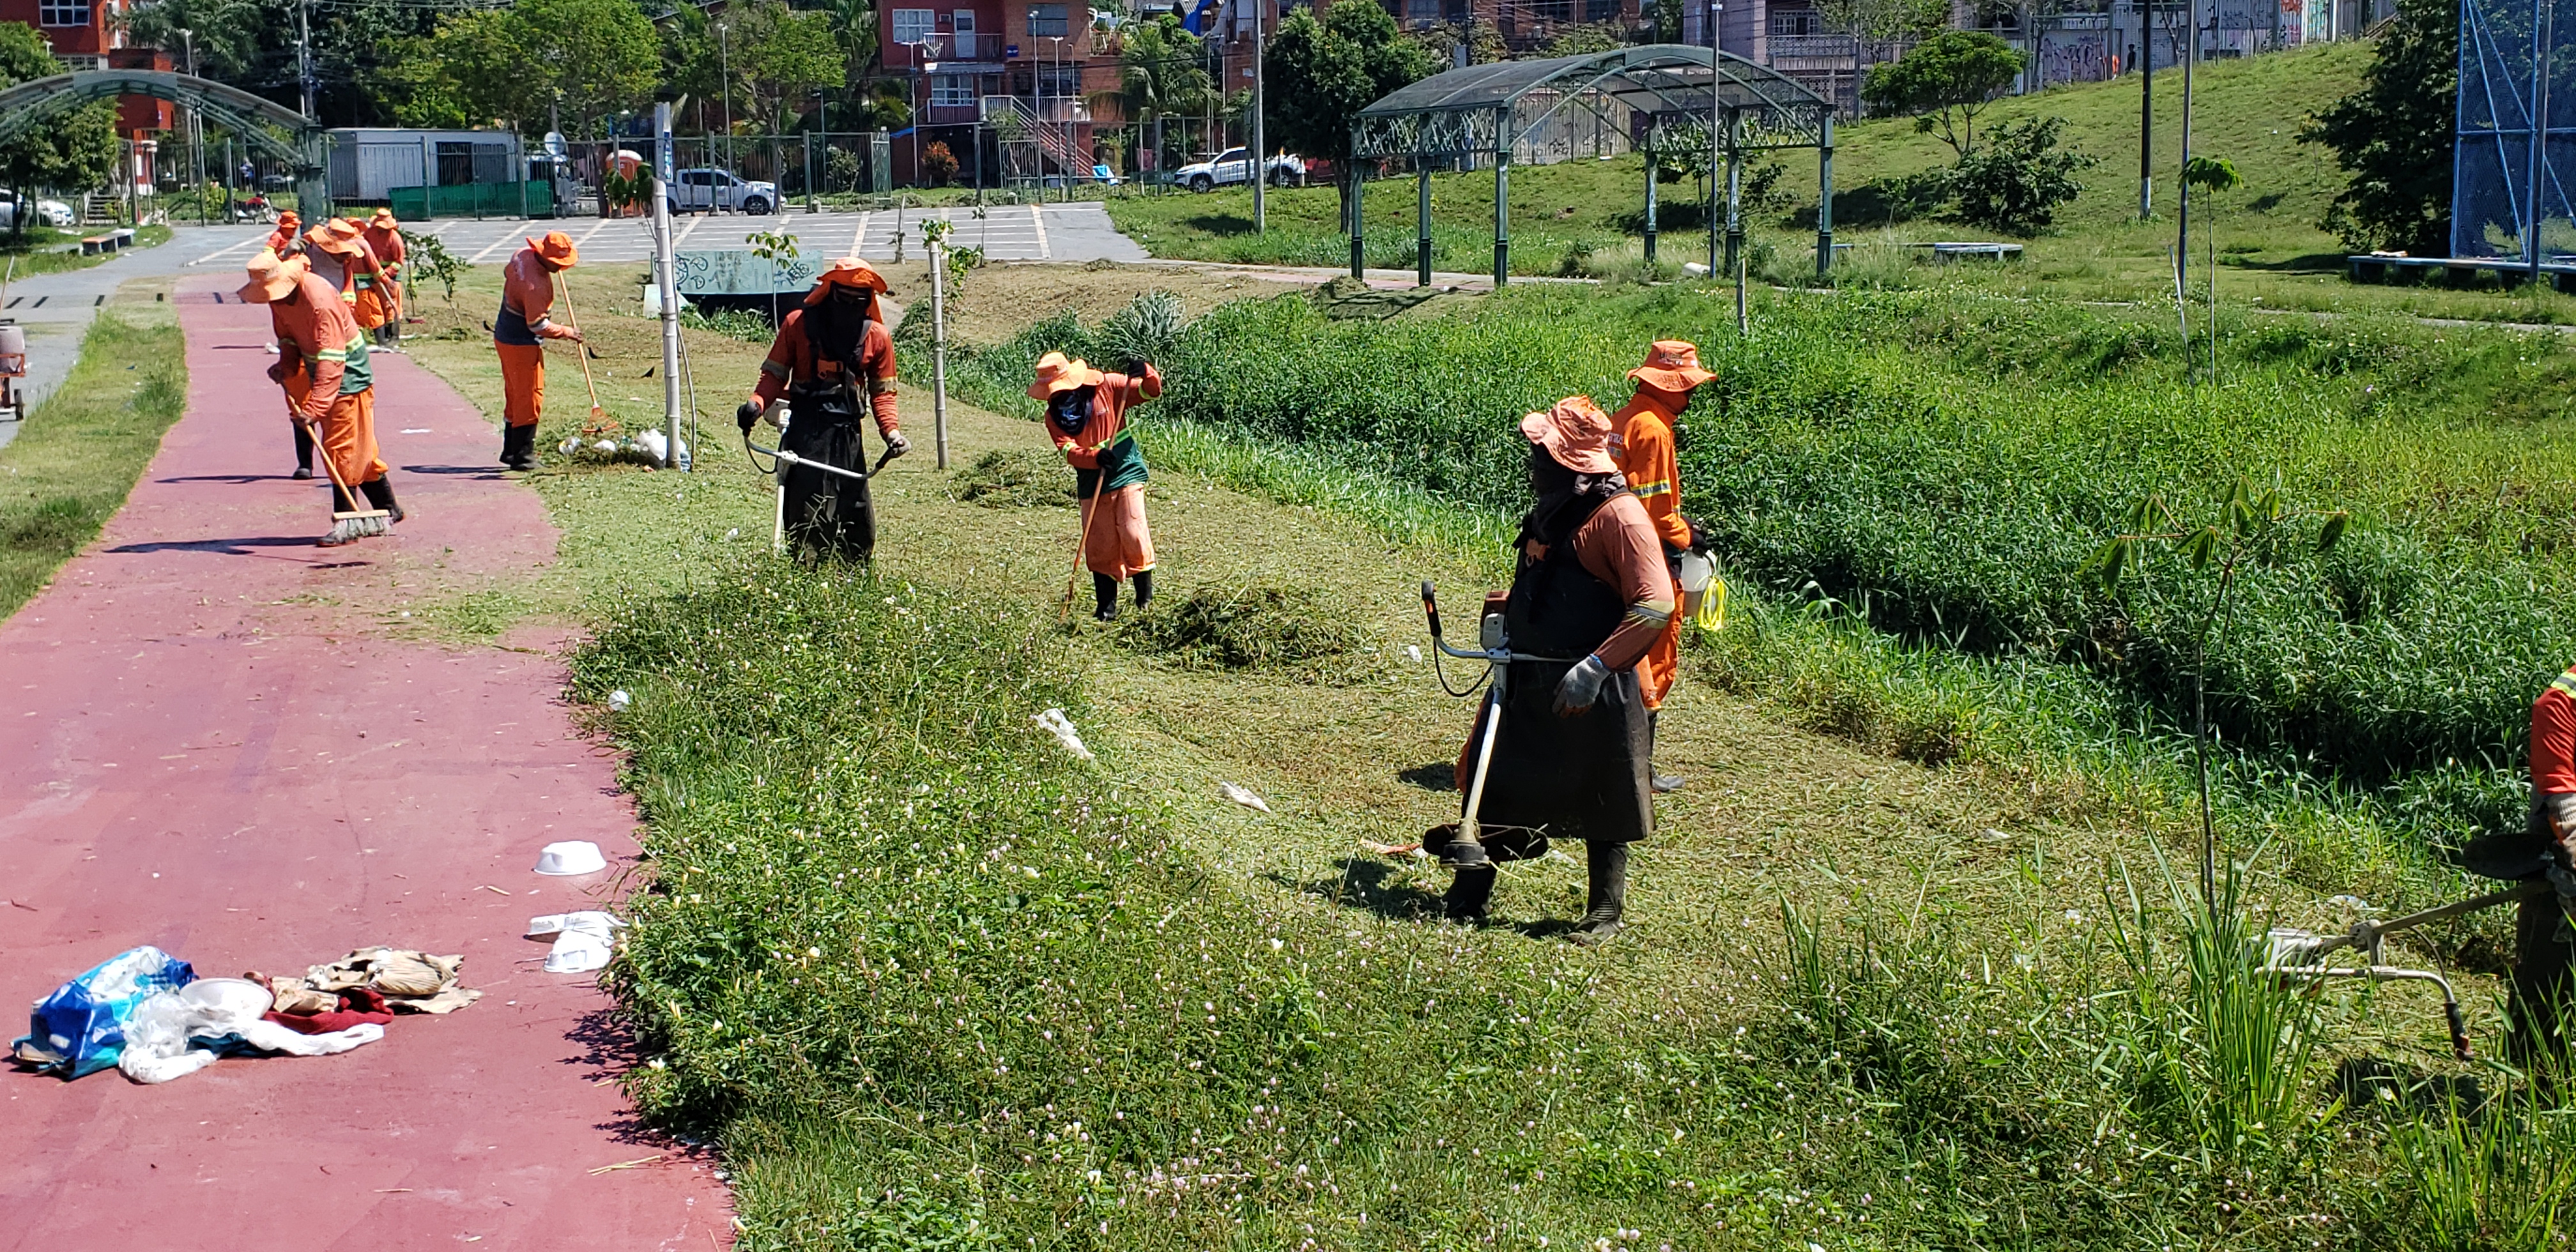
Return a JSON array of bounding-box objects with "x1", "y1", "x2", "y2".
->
[
  {"x1": 0, "y1": 312, "x2": 187, "y2": 620},
  {"x1": 949, "y1": 448, "x2": 1073, "y2": 508},
  {"x1": 924, "y1": 282, "x2": 2576, "y2": 917},
  {"x1": 1113, "y1": 581, "x2": 1367, "y2": 676}
]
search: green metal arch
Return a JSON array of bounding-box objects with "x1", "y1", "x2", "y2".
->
[{"x1": 0, "y1": 70, "x2": 320, "y2": 170}]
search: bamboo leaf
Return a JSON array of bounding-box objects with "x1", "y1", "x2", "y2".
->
[{"x1": 2088, "y1": 537, "x2": 2131, "y2": 592}]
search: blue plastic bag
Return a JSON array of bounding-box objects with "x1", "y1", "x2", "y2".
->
[{"x1": 10, "y1": 946, "x2": 196, "y2": 1079}]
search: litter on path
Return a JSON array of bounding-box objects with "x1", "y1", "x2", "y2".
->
[
  {"x1": 1034, "y1": 708, "x2": 1093, "y2": 760},
  {"x1": 1219, "y1": 782, "x2": 1271, "y2": 813},
  {"x1": 527, "y1": 912, "x2": 627, "y2": 974}
]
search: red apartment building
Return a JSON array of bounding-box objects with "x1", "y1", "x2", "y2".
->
[
  {"x1": 882, "y1": 0, "x2": 1123, "y2": 184},
  {"x1": 0, "y1": 0, "x2": 173, "y2": 139}
]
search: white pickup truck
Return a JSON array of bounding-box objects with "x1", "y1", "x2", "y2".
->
[{"x1": 1173, "y1": 148, "x2": 1307, "y2": 192}]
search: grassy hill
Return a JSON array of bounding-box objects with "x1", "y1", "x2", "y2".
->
[{"x1": 1105, "y1": 41, "x2": 2576, "y2": 319}]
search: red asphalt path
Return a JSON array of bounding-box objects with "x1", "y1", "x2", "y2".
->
[{"x1": 0, "y1": 284, "x2": 730, "y2": 1249}]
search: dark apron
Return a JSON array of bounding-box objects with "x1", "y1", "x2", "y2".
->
[
  {"x1": 1457, "y1": 491, "x2": 1654, "y2": 858},
  {"x1": 779, "y1": 316, "x2": 879, "y2": 561}
]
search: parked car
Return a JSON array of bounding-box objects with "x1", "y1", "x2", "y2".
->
[
  {"x1": 0, "y1": 192, "x2": 77, "y2": 229},
  {"x1": 668, "y1": 167, "x2": 777, "y2": 214},
  {"x1": 1174, "y1": 148, "x2": 1306, "y2": 192}
]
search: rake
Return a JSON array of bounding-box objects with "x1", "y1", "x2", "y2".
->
[{"x1": 554, "y1": 272, "x2": 615, "y2": 437}]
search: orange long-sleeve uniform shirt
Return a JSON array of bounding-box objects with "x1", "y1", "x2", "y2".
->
[
  {"x1": 1048, "y1": 365, "x2": 1162, "y2": 475},
  {"x1": 749, "y1": 310, "x2": 901, "y2": 436},
  {"x1": 268, "y1": 270, "x2": 383, "y2": 485},
  {"x1": 1535, "y1": 492, "x2": 1675, "y2": 673},
  {"x1": 362, "y1": 225, "x2": 406, "y2": 273},
  {"x1": 2537, "y1": 668, "x2": 2576, "y2": 795},
  {"x1": 1608, "y1": 386, "x2": 1690, "y2": 708}
]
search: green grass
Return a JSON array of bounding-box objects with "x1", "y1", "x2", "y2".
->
[
  {"x1": 1105, "y1": 42, "x2": 2576, "y2": 322},
  {"x1": 0, "y1": 224, "x2": 174, "y2": 279},
  {"x1": 0, "y1": 312, "x2": 187, "y2": 620}
]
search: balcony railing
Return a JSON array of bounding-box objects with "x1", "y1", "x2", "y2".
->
[{"x1": 1767, "y1": 34, "x2": 1859, "y2": 58}]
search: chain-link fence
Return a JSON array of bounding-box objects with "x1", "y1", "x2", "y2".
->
[{"x1": 2454, "y1": 0, "x2": 2576, "y2": 262}]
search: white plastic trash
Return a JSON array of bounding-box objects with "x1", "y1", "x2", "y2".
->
[
  {"x1": 533, "y1": 840, "x2": 608, "y2": 876},
  {"x1": 1033, "y1": 708, "x2": 1094, "y2": 761},
  {"x1": 1219, "y1": 782, "x2": 1271, "y2": 813},
  {"x1": 607, "y1": 689, "x2": 632, "y2": 712},
  {"x1": 528, "y1": 911, "x2": 627, "y2": 973}
]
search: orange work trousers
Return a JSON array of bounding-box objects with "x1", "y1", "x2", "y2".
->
[
  {"x1": 353, "y1": 284, "x2": 388, "y2": 330},
  {"x1": 304, "y1": 388, "x2": 385, "y2": 488},
  {"x1": 1078, "y1": 484, "x2": 1155, "y2": 581},
  {"x1": 496, "y1": 341, "x2": 546, "y2": 428}
]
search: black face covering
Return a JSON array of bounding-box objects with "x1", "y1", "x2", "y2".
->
[
  {"x1": 803, "y1": 288, "x2": 875, "y2": 367},
  {"x1": 1519, "y1": 444, "x2": 1621, "y2": 551},
  {"x1": 1048, "y1": 385, "x2": 1095, "y2": 438}
]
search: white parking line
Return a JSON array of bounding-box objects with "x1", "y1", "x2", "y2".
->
[
  {"x1": 466, "y1": 229, "x2": 519, "y2": 263},
  {"x1": 186, "y1": 235, "x2": 263, "y2": 267},
  {"x1": 848, "y1": 212, "x2": 869, "y2": 257},
  {"x1": 676, "y1": 214, "x2": 707, "y2": 246},
  {"x1": 1030, "y1": 204, "x2": 1048, "y2": 259}
]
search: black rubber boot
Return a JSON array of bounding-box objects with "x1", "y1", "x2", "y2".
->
[
  {"x1": 1444, "y1": 864, "x2": 1497, "y2": 924},
  {"x1": 1567, "y1": 841, "x2": 1629, "y2": 947},
  {"x1": 1092, "y1": 572, "x2": 1119, "y2": 622},
  {"x1": 292, "y1": 423, "x2": 315, "y2": 479},
  {"x1": 359, "y1": 477, "x2": 404, "y2": 525},
  {"x1": 1648, "y1": 712, "x2": 1683, "y2": 793},
  {"x1": 501, "y1": 424, "x2": 535, "y2": 471},
  {"x1": 1132, "y1": 568, "x2": 1154, "y2": 609}
]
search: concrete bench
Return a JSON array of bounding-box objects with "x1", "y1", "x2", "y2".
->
[{"x1": 77, "y1": 229, "x2": 135, "y2": 256}]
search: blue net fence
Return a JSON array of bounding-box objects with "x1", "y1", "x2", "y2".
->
[{"x1": 2455, "y1": 0, "x2": 2576, "y2": 261}]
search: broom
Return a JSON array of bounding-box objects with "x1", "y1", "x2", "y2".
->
[{"x1": 292, "y1": 398, "x2": 388, "y2": 544}]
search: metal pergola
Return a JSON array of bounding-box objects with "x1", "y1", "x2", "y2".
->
[{"x1": 1348, "y1": 45, "x2": 1837, "y2": 287}]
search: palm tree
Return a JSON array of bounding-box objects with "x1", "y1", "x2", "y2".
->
[
  {"x1": 1121, "y1": 17, "x2": 1211, "y2": 183},
  {"x1": 818, "y1": 0, "x2": 878, "y2": 131}
]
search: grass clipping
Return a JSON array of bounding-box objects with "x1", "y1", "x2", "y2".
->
[
  {"x1": 1114, "y1": 581, "x2": 1367, "y2": 678},
  {"x1": 949, "y1": 448, "x2": 1073, "y2": 508}
]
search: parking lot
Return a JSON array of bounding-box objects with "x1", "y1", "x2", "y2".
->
[{"x1": 180, "y1": 202, "x2": 1146, "y2": 270}]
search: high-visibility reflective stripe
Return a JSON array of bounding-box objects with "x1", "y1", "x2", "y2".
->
[
  {"x1": 1631, "y1": 480, "x2": 1672, "y2": 498},
  {"x1": 2554, "y1": 667, "x2": 2576, "y2": 698}
]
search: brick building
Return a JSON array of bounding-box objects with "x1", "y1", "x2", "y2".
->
[{"x1": 880, "y1": 0, "x2": 1129, "y2": 184}]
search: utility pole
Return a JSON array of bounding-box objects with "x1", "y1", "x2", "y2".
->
[
  {"x1": 720, "y1": 21, "x2": 733, "y2": 184},
  {"x1": 2177, "y1": 0, "x2": 2194, "y2": 319},
  {"x1": 2138, "y1": 0, "x2": 2152, "y2": 220},
  {"x1": 181, "y1": 28, "x2": 203, "y2": 222},
  {"x1": 1252, "y1": 0, "x2": 1265, "y2": 234},
  {"x1": 296, "y1": 0, "x2": 314, "y2": 119}
]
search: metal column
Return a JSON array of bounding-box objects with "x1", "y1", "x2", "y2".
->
[
  {"x1": 1724, "y1": 107, "x2": 1743, "y2": 275},
  {"x1": 1643, "y1": 142, "x2": 1659, "y2": 266},
  {"x1": 1494, "y1": 111, "x2": 1511, "y2": 289},
  {"x1": 1416, "y1": 162, "x2": 1432, "y2": 287},
  {"x1": 652, "y1": 102, "x2": 684, "y2": 471},
  {"x1": 1349, "y1": 162, "x2": 1365, "y2": 279},
  {"x1": 1815, "y1": 113, "x2": 1834, "y2": 276}
]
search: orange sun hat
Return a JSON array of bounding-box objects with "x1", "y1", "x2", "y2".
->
[
  {"x1": 238, "y1": 250, "x2": 304, "y2": 303},
  {"x1": 1519, "y1": 395, "x2": 1618, "y2": 475},
  {"x1": 1627, "y1": 339, "x2": 1715, "y2": 392},
  {"x1": 304, "y1": 217, "x2": 365, "y2": 255},
  {"x1": 368, "y1": 208, "x2": 398, "y2": 230},
  {"x1": 1027, "y1": 351, "x2": 1105, "y2": 401},
  {"x1": 525, "y1": 231, "x2": 579, "y2": 268},
  {"x1": 802, "y1": 257, "x2": 889, "y2": 304}
]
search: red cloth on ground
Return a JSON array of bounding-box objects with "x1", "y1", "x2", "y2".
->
[{"x1": 263, "y1": 986, "x2": 395, "y2": 1034}]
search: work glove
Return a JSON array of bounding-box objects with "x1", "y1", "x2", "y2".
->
[
  {"x1": 1685, "y1": 517, "x2": 1715, "y2": 554},
  {"x1": 882, "y1": 429, "x2": 913, "y2": 460},
  {"x1": 1552, "y1": 654, "x2": 1611, "y2": 717},
  {"x1": 266, "y1": 360, "x2": 291, "y2": 385},
  {"x1": 737, "y1": 400, "x2": 763, "y2": 433},
  {"x1": 1121, "y1": 356, "x2": 1149, "y2": 378}
]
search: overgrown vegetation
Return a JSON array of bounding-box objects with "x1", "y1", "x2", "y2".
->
[
  {"x1": 948, "y1": 447, "x2": 1071, "y2": 508},
  {"x1": 581, "y1": 553, "x2": 2576, "y2": 1250},
  {"x1": 0, "y1": 313, "x2": 187, "y2": 621},
  {"x1": 924, "y1": 284, "x2": 2576, "y2": 915}
]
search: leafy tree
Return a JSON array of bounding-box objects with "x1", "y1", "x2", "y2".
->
[
  {"x1": 412, "y1": 0, "x2": 657, "y2": 135},
  {"x1": 1264, "y1": 1, "x2": 1432, "y2": 184},
  {"x1": 1947, "y1": 114, "x2": 2096, "y2": 234},
  {"x1": 1539, "y1": 22, "x2": 1626, "y2": 57},
  {"x1": 2300, "y1": 0, "x2": 2455, "y2": 255},
  {"x1": 725, "y1": 1, "x2": 841, "y2": 132},
  {"x1": 0, "y1": 22, "x2": 116, "y2": 238},
  {"x1": 815, "y1": 0, "x2": 880, "y2": 130},
  {"x1": 1862, "y1": 30, "x2": 2025, "y2": 157},
  {"x1": 1122, "y1": 13, "x2": 1211, "y2": 175}
]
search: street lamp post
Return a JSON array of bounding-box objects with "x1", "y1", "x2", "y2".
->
[
  {"x1": 719, "y1": 21, "x2": 733, "y2": 191},
  {"x1": 1252, "y1": 0, "x2": 1264, "y2": 233},
  {"x1": 181, "y1": 27, "x2": 203, "y2": 224}
]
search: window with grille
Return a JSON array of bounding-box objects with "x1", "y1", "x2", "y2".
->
[
  {"x1": 1534, "y1": 0, "x2": 1574, "y2": 20},
  {"x1": 931, "y1": 74, "x2": 976, "y2": 107},
  {"x1": 1406, "y1": 0, "x2": 1439, "y2": 17},
  {"x1": 1036, "y1": 64, "x2": 1082, "y2": 96},
  {"x1": 1584, "y1": 0, "x2": 1617, "y2": 19},
  {"x1": 1027, "y1": 3, "x2": 1068, "y2": 36},
  {"x1": 1770, "y1": 8, "x2": 1818, "y2": 35},
  {"x1": 893, "y1": 8, "x2": 937, "y2": 44},
  {"x1": 38, "y1": 0, "x2": 92, "y2": 26}
]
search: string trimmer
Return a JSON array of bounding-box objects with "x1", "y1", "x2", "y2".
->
[
  {"x1": 2260, "y1": 878, "x2": 2551, "y2": 1061},
  {"x1": 1417, "y1": 581, "x2": 1555, "y2": 866},
  {"x1": 745, "y1": 425, "x2": 901, "y2": 553}
]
